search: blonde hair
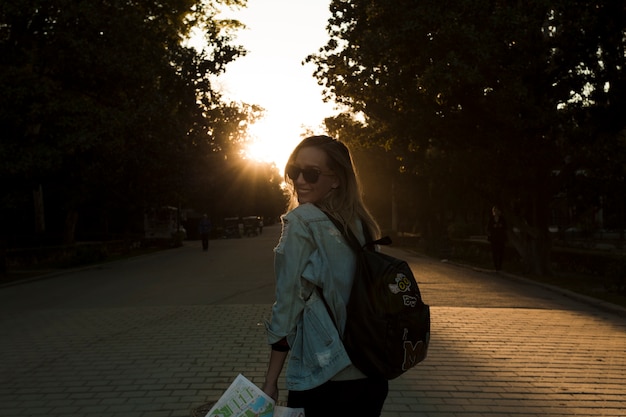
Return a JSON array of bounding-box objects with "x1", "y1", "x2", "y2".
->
[{"x1": 284, "y1": 135, "x2": 380, "y2": 239}]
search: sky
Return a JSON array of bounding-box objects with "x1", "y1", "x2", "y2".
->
[{"x1": 215, "y1": 0, "x2": 337, "y2": 170}]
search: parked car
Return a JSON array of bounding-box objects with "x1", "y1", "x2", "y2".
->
[
  {"x1": 222, "y1": 217, "x2": 242, "y2": 238},
  {"x1": 242, "y1": 216, "x2": 262, "y2": 237}
]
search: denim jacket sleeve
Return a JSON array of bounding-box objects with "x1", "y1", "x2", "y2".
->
[{"x1": 266, "y1": 209, "x2": 315, "y2": 346}]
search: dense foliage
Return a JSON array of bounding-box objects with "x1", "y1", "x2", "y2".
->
[
  {"x1": 309, "y1": 0, "x2": 626, "y2": 274},
  {"x1": 0, "y1": 0, "x2": 286, "y2": 249}
]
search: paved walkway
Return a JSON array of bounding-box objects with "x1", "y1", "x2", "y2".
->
[{"x1": 1, "y1": 225, "x2": 625, "y2": 417}]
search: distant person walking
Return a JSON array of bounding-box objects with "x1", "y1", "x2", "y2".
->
[
  {"x1": 487, "y1": 206, "x2": 507, "y2": 271},
  {"x1": 198, "y1": 214, "x2": 212, "y2": 251}
]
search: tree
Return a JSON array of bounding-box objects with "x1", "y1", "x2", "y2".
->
[
  {"x1": 551, "y1": 1, "x2": 626, "y2": 240},
  {"x1": 0, "y1": 0, "x2": 252, "y2": 244},
  {"x1": 309, "y1": 0, "x2": 626, "y2": 274}
]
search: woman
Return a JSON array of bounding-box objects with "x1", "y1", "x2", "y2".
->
[{"x1": 262, "y1": 135, "x2": 388, "y2": 416}]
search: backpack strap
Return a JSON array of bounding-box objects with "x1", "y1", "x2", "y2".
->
[
  {"x1": 318, "y1": 212, "x2": 392, "y2": 338},
  {"x1": 323, "y1": 212, "x2": 392, "y2": 252},
  {"x1": 324, "y1": 213, "x2": 362, "y2": 252},
  {"x1": 316, "y1": 212, "x2": 362, "y2": 334}
]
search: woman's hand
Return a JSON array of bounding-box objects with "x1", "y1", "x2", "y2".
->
[
  {"x1": 262, "y1": 381, "x2": 279, "y2": 402},
  {"x1": 263, "y1": 348, "x2": 288, "y2": 402}
]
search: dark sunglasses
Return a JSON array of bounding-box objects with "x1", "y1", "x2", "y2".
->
[{"x1": 286, "y1": 165, "x2": 333, "y2": 183}]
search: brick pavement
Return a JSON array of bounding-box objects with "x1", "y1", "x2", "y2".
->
[
  {"x1": 1, "y1": 238, "x2": 626, "y2": 416},
  {"x1": 2, "y1": 303, "x2": 625, "y2": 416}
]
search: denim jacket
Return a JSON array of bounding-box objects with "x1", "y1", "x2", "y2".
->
[{"x1": 266, "y1": 203, "x2": 366, "y2": 390}]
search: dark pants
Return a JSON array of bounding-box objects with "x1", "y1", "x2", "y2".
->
[
  {"x1": 288, "y1": 377, "x2": 388, "y2": 417},
  {"x1": 201, "y1": 233, "x2": 209, "y2": 251}
]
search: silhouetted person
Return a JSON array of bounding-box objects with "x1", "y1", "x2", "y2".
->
[
  {"x1": 487, "y1": 206, "x2": 507, "y2": 271},
  {"x1": 198, "y1": 214, "x2": 212, "y2": 251}
]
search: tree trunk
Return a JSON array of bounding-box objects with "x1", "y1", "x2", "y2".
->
[
  {"x1": 508, "y1": 223, "x2": 551, "y2": 275},
  {"x1": 0, "y1": 238, "x2": 6, "y2": 276},
  {"x1": 63, "y1": 210, "x2": 78, "y2": 245},
  {"x1": 33, "y1": 184, "x2": 45, "y2": 234}
]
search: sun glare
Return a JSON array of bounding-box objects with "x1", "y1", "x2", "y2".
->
[
  {"x1": 242, "y1": 110, "x2": 327, "y2": 175},
  {"x1": 242, "y1": 117, "x2": 293, "y2": 173}
]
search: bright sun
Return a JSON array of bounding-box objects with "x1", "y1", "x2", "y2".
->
[
  {"x1": 242, "y1": 117, "x2": 293, "y2": 171},
  {"x1": 242, "y1": 109, "x2": 327, "y2": 174}
]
